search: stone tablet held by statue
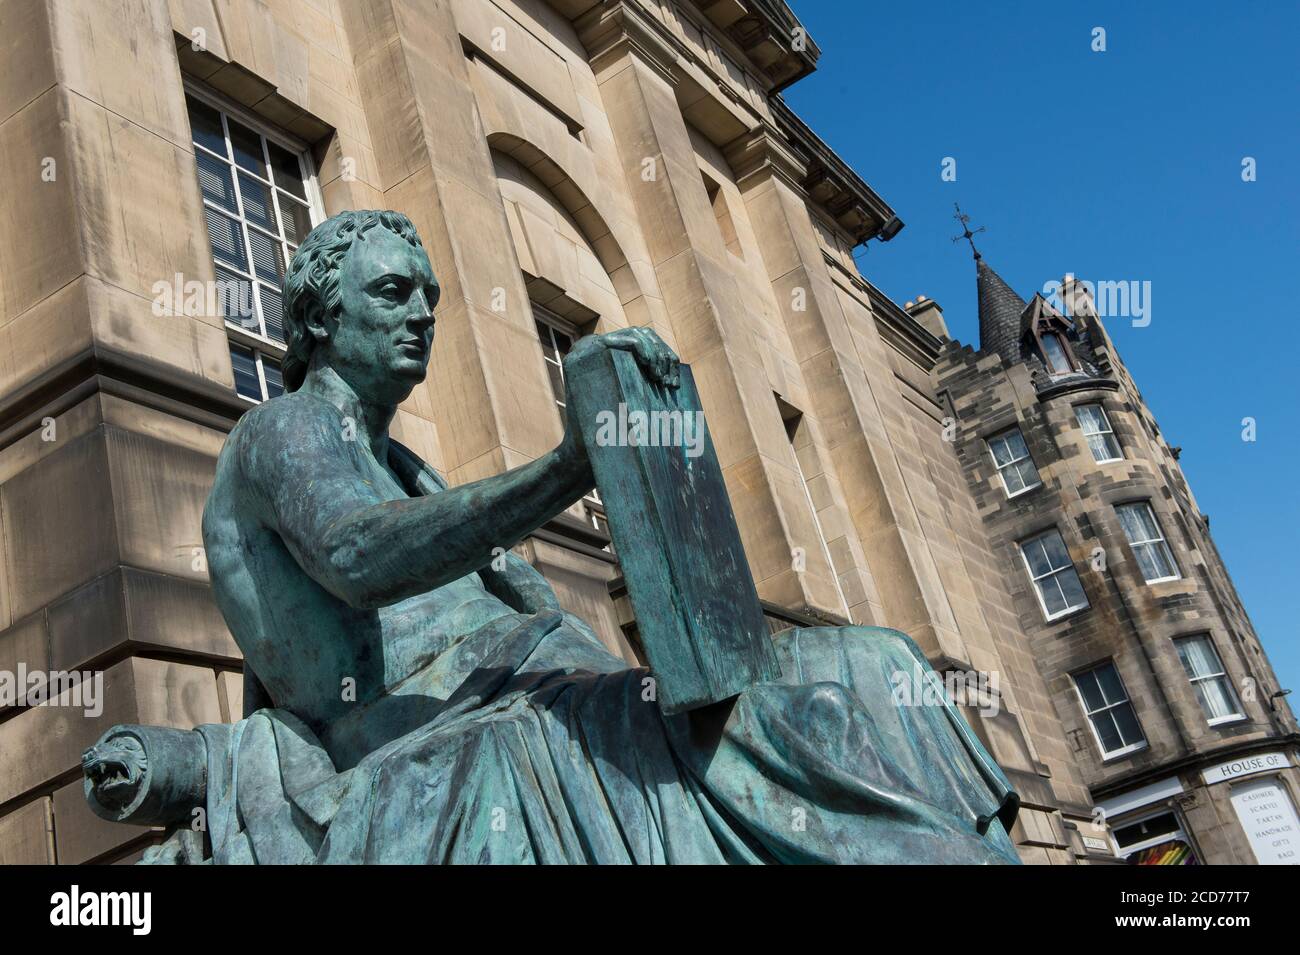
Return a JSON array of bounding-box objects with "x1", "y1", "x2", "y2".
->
[{"x1": 567, "y1": 345, "x2": 780, "y2": 714}]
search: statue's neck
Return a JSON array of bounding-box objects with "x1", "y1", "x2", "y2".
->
[{"x1": 298, "y1": 364, "x2": 396, "y2": 462}]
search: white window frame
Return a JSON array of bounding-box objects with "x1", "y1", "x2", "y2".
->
[
  {"x1": 986, "y1": 427, "x2": 1041, "y2": 498},
  {"x1": 533, "y1": 305, "x2": 604, "y2": 525},
  {"x1": 1174, "y1": 633, "x2": 1245, "y2": 726},
  {"x1": 1075, "y1": 403, "x2": 1123, "y2": 463},
  {"x1": 1115, "y1": 501, "x2": 1181, "y2": 584},
  {"x1": 184, "y1": 79, "x2": 325, "y2": 403},
  {"x1": 1112, "y1": 809, "x2": 1196, "y2": 862},
  {"x1": 1072, "y1": 661, "x2": 1148, "y2": 760},
  {"x1": 1019, "y1": 528, "x2": 1089, "y2": 621},
  {"x1": 533, "y1": 304, "x2": 580, "y2": 413},
  {"x1": 229, "y1": 341, "x2": 285, "y2": 404}
]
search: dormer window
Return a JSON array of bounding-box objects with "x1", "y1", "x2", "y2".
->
[{"x1": 1039, "y1": 331, "x2": 1074, "y2": 374}]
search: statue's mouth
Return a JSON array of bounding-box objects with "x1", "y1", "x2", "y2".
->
[{"x1": 83, "y1": 749, "x2": 139, "y2": 800}]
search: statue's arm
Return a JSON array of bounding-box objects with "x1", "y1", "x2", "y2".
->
[{"x1": 240, "y1": 400, "x2": 593, "y2": 609}]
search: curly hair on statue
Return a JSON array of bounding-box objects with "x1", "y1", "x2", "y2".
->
[{"x1": 280, "y1": 209, "x2": 429, "y2": 392}]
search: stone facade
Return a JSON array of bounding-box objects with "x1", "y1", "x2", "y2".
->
[{"x1": 0, "y1": 0, "x2": 1292, "y2": 865}]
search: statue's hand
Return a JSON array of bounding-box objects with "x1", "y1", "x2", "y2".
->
[
  {"x1": 559, "y1": 327, "x2": 680, "y2": 463},
  {"x1": 576, "y1": 326, "x2": 680, "y2": 389}
]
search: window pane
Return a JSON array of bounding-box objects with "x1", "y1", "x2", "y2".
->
[
  {"x1": 1039, "y1": 530, "x2": 1070, "y2": 571},
  {"x1": 260, "y1": 285, "x2": 285, "y2": 343},
  {"x1": 262, "y1": 358, "x2": 284, "y2": 399},
  {"x1": 1042, "y1": 333, "x2": 1072, "y2": 373},
  {"x1": 195, "y1": 150, "x2": 237, "y2": 213},
  {"x1": 1002, "y1": 462, "x2": 1027, "y2": 495},
  {"x1": 536, "y1": 320, "x2": 556, "y2": 360},
  {"x1": 230, "y1": 343, "x2": 261, "y2": 399},
  {"x1": 1040, "y1": 577, "x2": 1069, "y2": 617},
  {"x1": 1056, "y1": 566, "x2": 1088, "y2": 612},
  {"x1": 1193, "y1": 678, "x2": 1238, "y2": 722},
  {"x1": 282, "y1": 197, "x2": 313, "y2": 245},
  {"x1": 228, "y1": 119, "x2": 266, "y2": 176},
  {"x1": 1076, "y1": 404, "x2": 1105, "y2": 434},
  {"x1": 988, "y1": 434, "x2": 1011, "y2": 467},
  {"x1": 1022, "y1": 536, "x2": 1054, "y2": 578},
  {"x1": 1094, "y1": 710, "x2": 1124, "y2": 754},
  {"x1": 186, "y1": 95, "x2": 226, "y2": 157},
  {"x1": 1011, "y1": 458, "x2": 1040, "y2": 491},
  {"x1": 1111, "y1": 701, "x2": 1145, "y2": 748},
  {"x1": 1002, "y1": 429, "x2": 1029, "y2": 459},
  {"x1": 267, "y1": 141, "x2": 307, "y2": 199},
  {"x1": 215, "y1": 267, "x2": 255, "y2": 328},
  {"x1": 248, "y1": 230, "x2": 283, "y2": 284},
  {"x1": 1087, "y1": 432, "x2": 1119, "y2": 462},
  {"x1": 545, "y1": 361, "x2": 565, "y2": 406},
  {"x1": 1132, "y1": 542, "x2": 1163, "y2": 583},
  {"x1": 204, "y1": 207, "x2": 246, "y2": 270},
  {"x1": 1095, "y1": 663, "x2": 1127, "y2": 706},
  {"x1": 1075, "y1": 670, "x2": 1106, "y2": 712},
  {"x1": 238, "y1": 172, "x2": 278, "y2": 233},
  {"x1": 1176, "y1": 634, "x2": 1218, "y2": 679}
]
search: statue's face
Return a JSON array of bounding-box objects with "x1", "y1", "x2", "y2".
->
[{"x1": 328, "y1": 226, "x2": 439, "y2": 405}]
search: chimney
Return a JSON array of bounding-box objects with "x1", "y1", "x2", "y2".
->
[
  {"x1": 906, "y1": 295, "x2": 949, "y2": 339},
  {"x1": 1060, "y1": 273, "x2": 1097, "y2": 320}
]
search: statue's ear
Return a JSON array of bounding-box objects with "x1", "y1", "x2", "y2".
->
[{"x1": 303, "y1": 298, "x2": 331, "y2": 343}]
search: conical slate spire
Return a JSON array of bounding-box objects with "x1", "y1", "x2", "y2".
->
[{"x1": 977, "y1": 258, "x2": 1028, "y2": 362}]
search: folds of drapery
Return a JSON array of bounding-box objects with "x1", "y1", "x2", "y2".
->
[{"x1": 146, "y1": 610, "x2": 1018, "y2": 865}]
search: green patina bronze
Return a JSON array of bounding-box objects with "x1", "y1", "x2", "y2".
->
[{"x1": 83, "y1": 210, "x2": 1021, "y2": 864}]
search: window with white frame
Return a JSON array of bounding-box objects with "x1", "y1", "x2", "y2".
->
[
  {"x1": 1073, "y1": 661, "x2": 1146, "y2": 759},
  {"x1": 1115, "y1": 501, "x2": 1180, "y2": 583},
  {"x1": 185, "y1": 87, "x2": 321, "y2": 402},
  {"x1": 533, "y1": 307, "x2": 609, "y2": 550},
  {"x1": 987, "y1": 427, "x2": 1041, "y2": 497},
  {"x1": 1112, "y1": 810, "x2": 1199, "y2": 865},
  {"x1": 1019, "y1": 528, "x2": 1089, "y2": 619},
  {"x1": 1075, "y1": 403, "x2": 1122, "y2": 463},
  {"x1": 1174, "y1": 633, "x2": 1244, "y2": 725},
  {"x1": 534, "y1": 307, "x2": 577, "y2": 413}
]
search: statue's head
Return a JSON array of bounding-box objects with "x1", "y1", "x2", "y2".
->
[{"x1": 282, "y1": 210, "x2": 440, "y2": 404}]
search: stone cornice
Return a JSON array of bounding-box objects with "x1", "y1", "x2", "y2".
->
[
  {"x1": 770, "y1": 95, "x2": 901, "y2": 246},
  {"x1": 722, "y1": 124, "x2": 806, "y2": 190},
  {"x1": 574, "y1": 0, "x2": 681, "y2": 86},
  {"x1": 692, "y1": 0, "x2": 819, "y2": 92}
]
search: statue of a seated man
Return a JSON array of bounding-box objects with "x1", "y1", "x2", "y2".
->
[{"x1": 83, "y1": 209, "x2": 1020, "y2": 864}]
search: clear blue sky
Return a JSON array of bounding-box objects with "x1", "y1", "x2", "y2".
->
[{"x1": 783, "y1": 1, "x2": 1300, "y2": 702}]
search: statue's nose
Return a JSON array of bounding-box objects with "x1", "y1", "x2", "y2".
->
[{"x1": 416, "y1": 287, "x2": 435, "y2": 318}]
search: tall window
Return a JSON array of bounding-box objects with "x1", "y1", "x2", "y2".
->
[
  {"x1": 186, "y1": 87, "x2": 320, "y2": 402},
  {"x1": 1020, "y1": 528, "x2": 1089, "y2": 620},
  {"x1": 1115, "y1": 502, "x2": 1179, "y2": 583},
  {"x1": 534, "y1": 307, "x2": 608, "y2": 547},
  {"x1": 1073, "y1": 661, "x2": 1146, "y2": 759},
  {"x1": 1039, "y1": 332, "x2": 1074, "y2": 374},
  {"x1": 1175, "y1": 634, "x2": 1244, "y2": 725},
  {"x1": 1076, "y1": 403, "x2": 1122, "y2": 462},
  {"x1": 987, "y1": 427, "x2": 1041, "y2": 497},
  {"x1": 534, "y1": 307, "x2": 577, "y2": 413}
]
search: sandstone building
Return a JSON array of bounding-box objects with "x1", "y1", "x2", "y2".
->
[{"x1": 0, "y1": 0, "x2": 1294, "y2": 865}]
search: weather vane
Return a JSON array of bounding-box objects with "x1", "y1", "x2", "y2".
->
[{"x1": 951, "y1": 203, "x2": 984, "y2": 260}]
